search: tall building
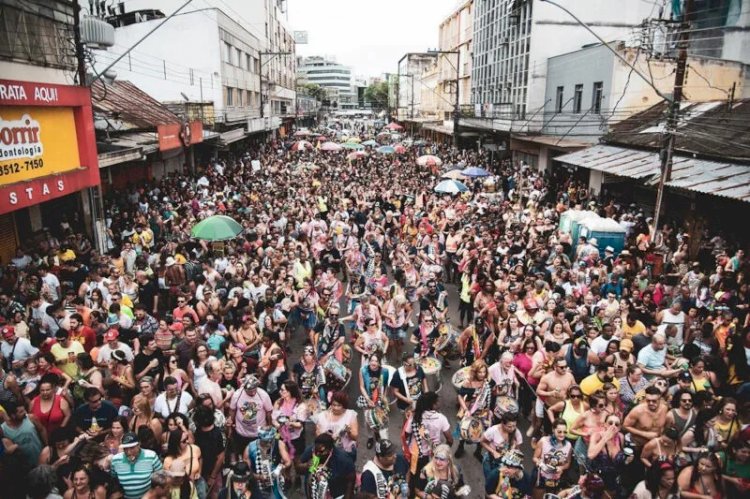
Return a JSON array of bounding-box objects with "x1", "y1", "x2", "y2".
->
[
  {"x1": 397, "y1": 53, "x2": 438, "y2": 120},
  {"x1": 94, "y1": 0, "x2": 296, "y2": 140},
  {"x1": 437, "y1": 0, "x2": 473, "y2": 120},
  {"x1": 297, "y1": 56, "x2": 355, "y2": 106},
  {"x1": 465, "y1": 0, "x2": 658, "y2": 134}
]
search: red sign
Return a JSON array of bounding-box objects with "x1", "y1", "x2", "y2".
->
[
  {"x1": 158, "y1": 123, "x2": 182, "y2": 151},
  {"x1": 0, "y1": 79, "x2": 100, "y2": 215},
  {"x1": 188, "y1": 121, "x2": 203, "y2": 145}
]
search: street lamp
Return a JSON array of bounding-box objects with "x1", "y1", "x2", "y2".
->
[{"x1": 259, "y1": 51, "x2": 293, "y2": 118}]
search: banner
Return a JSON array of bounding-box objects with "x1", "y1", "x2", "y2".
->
[
  {"x1": 0, "y1": 106, "x2": 81, "y2": 186},
  {"x1": 158, "y1": 123, "x2": 182, "y2": 151}
]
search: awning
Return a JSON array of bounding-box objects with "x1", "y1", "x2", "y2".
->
[
  {"x1": 422, "y1": 123, "x2": 454, "y2": 135},
  {"x1": 219, "y1": 128, "x2": 247, "y2": 146},
  {"x1": 556, "y1": 144, "x2": 750, "y2": 203}
]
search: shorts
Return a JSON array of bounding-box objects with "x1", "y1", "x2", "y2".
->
[
  {"x1": 385, "y1": 324, "x2": 406, "y2": 341},
  {"x1": 535, "y1": 398, "x2": 545, "y2": 418}
]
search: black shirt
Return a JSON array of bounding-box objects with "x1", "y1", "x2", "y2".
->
[
  {"x1": 194, "y1": 426, "x2": 226, "y2": 478},
  {"x1": 137, "y1": 278, "x2": 159, "y2": 312},
  {"x1": 360, "y1": 455, "x2": 409, "y2": 496},
  {"x1": 133, "y1": 348, "x2": 164, "y2": 379},
  {"x1": 300, "y1": 446, "x2": 355, "y2": 498},
  {"x1": 389, "y1": 366, "x2": 426, "y2": 410}
]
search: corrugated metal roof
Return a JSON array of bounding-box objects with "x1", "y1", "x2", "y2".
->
[
  {"x1": 607, "y1": 99, "x2": 750, "y2": 162},
  {"x1": 91, "y1": 80, "x2": 180, "y2": 130},
  {"x1": 556, "y1": 144, "x2": 750, "y2": 203}
]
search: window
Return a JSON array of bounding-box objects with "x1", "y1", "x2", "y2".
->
[
  {"x1": 573, "y1": 84, "x2": 583, "y2": 114},
  {"x1": 237, "y1": 88, "x2": 243, "y2": 107},
  {"x1": 223, "y1": 42, "x2": 232, "y2": 64},
  {"x1": 555, "y1": 86, "x2": 564, "y2": 113},
  {"x1": 235, "y1": 48, "x2": 242, "y2": 67},
  {"x1": 226, "y1": 87, "x2": 233, "y2": 106},
  {"x1": 592, "y1": 81, "x2": 603, "y2": 114},
  {"x1": 247, "y1": 54, "x2": 253, "y2": 73}
]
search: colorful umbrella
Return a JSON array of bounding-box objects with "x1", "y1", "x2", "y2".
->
[
  {"x1": 191, "y1": 215, "x2": 243, "y2": 241},
  {"x1": 417, "y1": 155, "x2": 443, "y2": 167},
  {"x1": 376, "y1": 145, "x2": 396, "y2": 154},
  {"x1": 341, "y1": 142, "x2": 365, "y2": 150},
  {"x1": 347, "y1": 151, "x2": 367, "y2": 160},
  {"x1": 441, "y1": 170, "x2": 468, "y2": 180},
  {"x1": 320, "y1": 142, "x2": 342, "y2": 151},
  {"x1": 346, "y1": 137, "x2": 362, "y2": 143},
  {"x1": 291, "y1": 140, "x2": 312, "y2": 151},
  {"x1": 293, "y1": 130, "x2": 311, "y2": 137},
  {"x1": 461, "y1": 166, "x2": 491, "y2": 177},
  {"x1": 394, "y1": 144, "x2": 407, "y2": 154},
  {"x1": 362, "y1": 140, "x2": 380, "y2": 147},
  {"x1": 434, "y1": 179, "x2": 469, "y2": 194},
  {"x1": 413, "y1": 139, "x2": 426, "y2": 146},
  {"x1": 385, "y1": 122, "x2": 403, "y2": 131}
]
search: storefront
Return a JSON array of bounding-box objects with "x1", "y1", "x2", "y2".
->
[{"x1": 0, "y1": 79, "x2": 101, "y2": 262}]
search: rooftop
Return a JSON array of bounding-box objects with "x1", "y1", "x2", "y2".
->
[
  {"x1": 606, "y1": 99, "x2": 750, "y2": 163},
  {"x1": 91, "y1": 79, "x2": 180, "y2": 130}
]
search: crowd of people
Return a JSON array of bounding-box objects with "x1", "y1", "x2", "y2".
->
[{"x1": 0, "y1": 119, "x2": 749, "y2": 499}]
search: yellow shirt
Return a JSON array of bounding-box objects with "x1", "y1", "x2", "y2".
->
[
  {"x1": 622, "y1": 320, "x2": 646, "y2": 340},
  {"x1": 50, "y1": 341, "x2": 84, "y2": 377}
]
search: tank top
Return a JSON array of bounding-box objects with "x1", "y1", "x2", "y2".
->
[
  {"x1": 1, "y1": 417, "x2": 43, "y2": 467},
  {"x1": 565, "y1": 347, "x2": 589, "y2": 382},
  {"x1": 31, "y1": 394, "x2": 66, "y2": 435},
  {"x1": 562, "y1": 400, "x2": 585, "y2": 440}
]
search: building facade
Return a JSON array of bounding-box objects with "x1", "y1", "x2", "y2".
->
[
  {"x1": 397, "y1": 53, "x2": 438, "y2": 120},
  {"x1": 437, "y1": 0, "x2": 473, "y2": 120},
  {"x1": 0, "y1": 0, "x2": 103, "y2": 261},
  {"x1": 95, "y1": 0, "x2": 295, "y2": 139},
  {"x1": 466, "y1": 0, "x2": 658, "y2": 132},
  {"x1": 297, "y1": 56, "x2": 355, "y2": 105}
]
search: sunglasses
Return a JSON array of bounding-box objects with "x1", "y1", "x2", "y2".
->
[
  {"x1": 570, "y1": 394, "x2": 582, "y2": 399},
  {"x1": 681, "y1": 398, "x2": 693, "y2": 403}
]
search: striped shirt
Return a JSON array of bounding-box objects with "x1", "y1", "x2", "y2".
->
[{"x1": 111, "y1": 448, "x2": 163, "y2": 499}]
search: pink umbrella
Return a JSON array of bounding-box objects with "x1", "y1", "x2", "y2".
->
[
  {"x1": 315, "y1": 135, "x2": 329, "y2": 142},
  {"x1": 293, "y1": 130, "x2": 311, "y2": 137},
  {"x1": 321, "y1": 142, "x2": 342, "y2": 151},
  {"x1": 394, "y1": 144, "x2": 407, "y2": 154},
  {"x1": 346, "y1": 151, "x2": 367, "y2": 160},
  {"x1": 385, "y1": 123, "x2": 403, "y2": 131},
  {"x1": 291, "y1": 140, "x2": 312, "y2": 151},
  {"x1": 417, "y1": 154, "x2": 443, "y2": 167}
]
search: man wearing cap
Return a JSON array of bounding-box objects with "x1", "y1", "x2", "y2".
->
[
  {"x1": 1, "y1": 325, "x2": 38, "y2": 372},
  {"x1": 360, "y1": 439, "x2": 408, "y2": 499},
  {"x1": 298, "y1": 433, "x2": 355, "y2": 499},
  {"x1": 244, "y1": 426, "x2": 291, "y2": 498},
  {"x1": 96, "y1": 329, "x2": 134, "y2": 368},
  {"x1": 50, "y1": 329, "x2": 84, "y2": 378},
  {"x1": 485, "y1": 449, "x2": 532, "y2": 499},
  {"x1": 228, "y1": 375, "x2": 273, "y2": 461},
  {"x1": 218, "y1": 462, "x2": 261, "y2": 499},
  {"x1": 111, "y1": 432, "x2": 163, "y2": 499}
]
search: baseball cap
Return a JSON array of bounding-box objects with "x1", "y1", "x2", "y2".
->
[
  {"x1": 1, "y1": 326, "x2": 15, "y2": 339},
  {"x1": 103, "y1": 329, "x2": 119, "y2": 342},
  {"x1": 619, "y1": 339, "x2": 634, "y2": 353},
  {"x1": 121, "y1": 432, "x2": 139, "y2": 448},
  {"x1": 244, "y1": 375, "x2": 260, "y2": 390},
  {"x1": 375, "y1": 439, "x2": 396, "y2": 457},
  {"x1": 678, "y1": 370, "x2": 692, "y2": 382}
]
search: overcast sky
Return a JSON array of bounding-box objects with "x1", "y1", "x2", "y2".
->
[{"x1": 287, "y1": 0, "x2": 459, "y2": 79}]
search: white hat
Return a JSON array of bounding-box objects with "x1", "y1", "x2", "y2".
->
[
  {"x1": 605, "y1": 246, "x2": 614, "y2": 253},
  {"x1": 589, "y1": 238, "x2": 598, "y2": 247},
  {"x1": 165, "y1": 257, "x2": 176, "y2": 267}
]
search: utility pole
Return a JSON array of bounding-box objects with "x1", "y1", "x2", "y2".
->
[
  {"x1": 410, "y1": 75, "x2": 415, "y2": 119},
  {"x1": 452, "y1": 52, "x2": 460, "y2": 149},
  {"x1": 653, "y1": 0, "x2": 693, "y2": 237},
  {"x1": 72, "y1": 0, "x2": 86, "y2": 86},
  {"x1": 259, "y1": 51, "x2": 292, "y2": 118}
]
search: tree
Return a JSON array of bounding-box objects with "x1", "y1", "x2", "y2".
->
[
  {"x1": 365, "y1": 81, "x2": 389, "y2": 110},
  {"x1": 297, "y1": 82, "x2": 326, "y2": 102}
]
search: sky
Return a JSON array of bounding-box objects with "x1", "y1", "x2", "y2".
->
[{"x1": 287, "y1": 0, "x2": 459, "y2": 80}]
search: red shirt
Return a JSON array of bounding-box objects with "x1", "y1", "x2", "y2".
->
[
  {"x1": 71, "y1": 325, "x2": 96, "y2": 352},
  {"x1": 172, "y1": 305, "x2": 199, "y2": 324}
]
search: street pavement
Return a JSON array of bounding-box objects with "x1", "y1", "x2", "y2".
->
[{"x1": 289, "y1": 280, "x2": 535, "y2": 498}]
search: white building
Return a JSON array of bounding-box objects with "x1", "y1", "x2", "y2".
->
[
  {"x1": 397, "y1": 53, "x2": 438, "y2": 120},
  {"x1": 94, "y1": 0, "x2": 295, "y2": 137},
  {"x1": 297, "y1": 56, "x2": 355, "y2": 105},
  {"x1": 465, "y1": 0, "x2": 658, "y2": 134}
]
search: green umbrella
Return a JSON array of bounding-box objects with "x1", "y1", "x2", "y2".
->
[
  {"x1": 341, "y1": 142, "x2": 365, "y2": 150},
  {"x1": 190, "y1": 215, "x2": 244, "y2": 241}
]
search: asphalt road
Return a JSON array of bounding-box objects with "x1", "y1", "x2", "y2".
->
[{"x1": 288, "y1": 280, "x2": 535, "y2": 498}]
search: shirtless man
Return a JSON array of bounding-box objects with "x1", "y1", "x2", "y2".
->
[
  {"x1": 532, "y1": 357, "x2": 576, "y2": 437},
  {"x1": 623, "y1": 386, "x2": 668, "y2": 448}
]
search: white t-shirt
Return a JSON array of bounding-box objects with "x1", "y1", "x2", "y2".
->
[
  {"x1": 482, "y1": 424, "x2": 522, "y2": 454},
  {"x1": 405, "y1": 410, "x2": 450, "y2": 455},
  {"x1": 97, "y1": 342, "x2": 134, "y2": 364},
  {"x1": 154, "y1": 390, "x2": 194, "y2": 418},
  {"x1": 1, "y1": 337, "x2": 39, "y2": 364}
]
